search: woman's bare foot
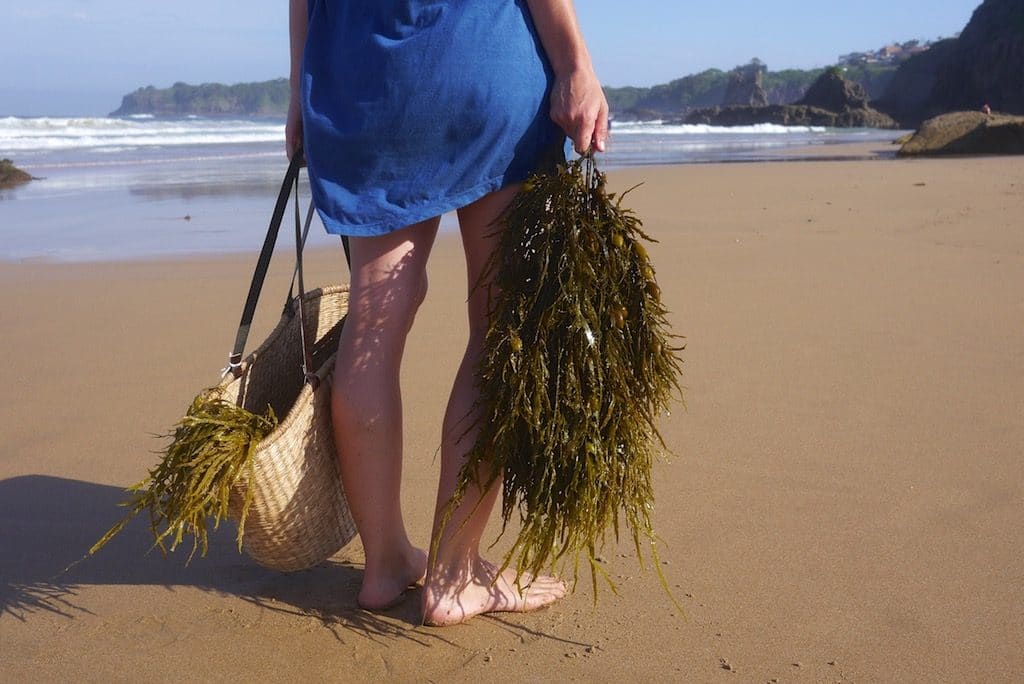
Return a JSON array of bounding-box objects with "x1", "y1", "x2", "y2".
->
[
  {"x1": 421, "y1": 558, "x2": 567, "y2": 626},
  {"x1": 358, "y1": 545, "x2": 428, "y2": 610}
]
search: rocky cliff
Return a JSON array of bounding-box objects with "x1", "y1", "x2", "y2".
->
[
  {"x1": 878, "y1": 0, "x2": 1024, "y2": 125},
  {"x1": 685, "y1": 70, "x2": 897, "y2": 128},
  {"x1": 932, "y1": 0, "x2": 1024, "y2": 114},
  {"x1": 874, "y1": 40, "x2": 958, "y2": 125}
]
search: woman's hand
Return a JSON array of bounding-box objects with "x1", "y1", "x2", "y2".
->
[
  {"x1": 549, "y1": 65, "x2": 609, "y2": 154},
  {"x1": 286, "y1": 94, "x2": 303, "y2": 161},
  {"x1": 525, "y1": 0, "x2": 608, "y2": 154}
]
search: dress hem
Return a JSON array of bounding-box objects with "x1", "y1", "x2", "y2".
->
[{"x1": 316, "y1": 169, "x2": 530, "y2": 237}]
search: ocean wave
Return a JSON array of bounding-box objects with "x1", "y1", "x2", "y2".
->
[
  {"x1": 0, "y1": 116, "x2": 283, "y2": 151},
  {"x1": 612, "y1": 121, "x2": 827, "y2": 135},
  {"x1": 2, "y1": 133, "x2": 284, "y2": 152},
  {"x1": 27, "y1": 149, "x2": 282, "y2": 171}
]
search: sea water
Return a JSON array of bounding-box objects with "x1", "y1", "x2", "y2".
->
[{"x1": 0, "y1": 116, "x2": 902, "y2": 262}]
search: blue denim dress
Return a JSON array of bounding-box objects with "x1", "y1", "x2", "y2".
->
[{"x1": 301, "y1": 0, "x2": 566, "y2": 236}]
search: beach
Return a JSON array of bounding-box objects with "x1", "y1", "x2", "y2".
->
[{"x1": 2, "y1": 152, "x2": 1023, "y2": 681}]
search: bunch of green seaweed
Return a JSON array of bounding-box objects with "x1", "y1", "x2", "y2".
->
[
  {"x1": 445, "y1": 154, "x2": 684, "y2": 595},
  {"x1": 90, "y1": 390, "x2": 278, "y2": 561}
]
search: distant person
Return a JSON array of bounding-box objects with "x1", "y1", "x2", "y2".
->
[
  {"x1": 285, "y1": 0, "x2": 608, "y2": 625},
  {"x1": 982, "y1": 103, "x2": 992, "y2": 116}
]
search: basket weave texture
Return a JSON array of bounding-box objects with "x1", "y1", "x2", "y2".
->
[{"x1": 221, "y1": 284, "x2": 357, "y2": 572}]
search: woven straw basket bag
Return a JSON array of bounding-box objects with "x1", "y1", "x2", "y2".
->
[{"x1": 220, "y1": 154, "x2": 357, "y2": 571}]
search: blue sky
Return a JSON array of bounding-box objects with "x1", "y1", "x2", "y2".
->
[{"x1": 0, "y1": 1, "x2": 981, "y2": 116}]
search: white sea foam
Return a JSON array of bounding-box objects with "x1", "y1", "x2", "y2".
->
[
  {"x1": 612, "y1": 120, "x2": 827, "y2": 135},
  {"x1": 0, "y1": 116, "x2": 284, "y2": 152},
  {"x1": 1, "y1": 116, "x2": 831, "y2": 156}
]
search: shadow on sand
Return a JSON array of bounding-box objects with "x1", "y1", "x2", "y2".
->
[{"x1": 0, "y1": 474, "x2": 440, "y2": 645}]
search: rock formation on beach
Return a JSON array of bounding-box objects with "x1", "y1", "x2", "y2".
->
[
  {"x1": 877, "y1": 0, "x2": 1024, "y2": 125},
  {"x1": 722, "y1": 61, "x2": 769, "y2": 107},
  {"x1": 897, "y1": 111, "x2": 1024, "y2": 156},
  {"x1": 0, "y1": 159, "x2": 32, "y2": 189},
  {"x1": 685, "y1": 69, "x2": 898, "y2": 129},
  {"x1": 798, "y1": 67, "x2": 870, "y2": 111}
]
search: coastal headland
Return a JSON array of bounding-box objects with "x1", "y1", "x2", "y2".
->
[{"x1": 3, "y1": 150, "x2": 1022, "y2": 681}]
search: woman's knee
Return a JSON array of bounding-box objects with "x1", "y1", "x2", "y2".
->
[
  {"x1": 386, "y1": 268, "x2": 429, "y2": 336},
  {"x1": 349, "y1": 221, "x2": 436, "y2": 331},
  {"x1": 336, "y1": 265, "x2": 429, "y2": 377}
]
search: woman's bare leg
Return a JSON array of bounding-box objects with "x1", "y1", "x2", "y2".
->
[
  {"x1": 332, "y1": 218, "x2": 438, "y2": 610},
  {"x1": 422, "y1": 185, "x2": 567, "y2": 626}
]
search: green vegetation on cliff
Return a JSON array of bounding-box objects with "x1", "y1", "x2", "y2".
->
[
  {"x1": 605, "y1": 69, "x2": 728, "y2": 119},
  {"x1": 111, "y1": 79, "x2": 291, "y2": 117}
]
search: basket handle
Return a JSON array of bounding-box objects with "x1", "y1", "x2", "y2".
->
[
  {"x1": 290, "y1": 166, "x2": 319, "y2": 389},
  {"x1": 223, "y1": 151, "x2": 349, "y2": 382}
]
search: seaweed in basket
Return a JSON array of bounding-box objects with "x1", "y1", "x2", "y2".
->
[{"x1": 90, "y1": 390, "x2": 278, "y2": 561}]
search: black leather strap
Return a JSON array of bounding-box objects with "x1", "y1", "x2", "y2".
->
[
  {"x1": 292, "y1": 166, "x2": 318, "y2": 389},
  {"x1": 224, "y1": 151, "x2": 351, "y2": 379},
  {"x1": 224, "y1": 152, "x2": 305, "y2": 377}
]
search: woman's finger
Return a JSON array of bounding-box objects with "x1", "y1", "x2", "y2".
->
[
  {"x1": 572, "y1": 102, "x2": 605, "y2": 154},
  {"x1": 572, "y1": 119, "x2": 590, "y2": 154},
  {"x1": 593, "y1": 101, "x2": 609, "y2": 152}
]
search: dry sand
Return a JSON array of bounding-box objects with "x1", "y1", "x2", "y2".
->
[{"x1": 2, "y1": 155, "x2": 1023, "y2": 682}]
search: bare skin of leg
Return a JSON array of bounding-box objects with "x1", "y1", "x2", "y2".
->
[
  {"x1": 422, "y1": 185, "x2": 567, "y2": 626},
  {"x1": 331, "y1": 217, "x2": 439, "y2": 610}
]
